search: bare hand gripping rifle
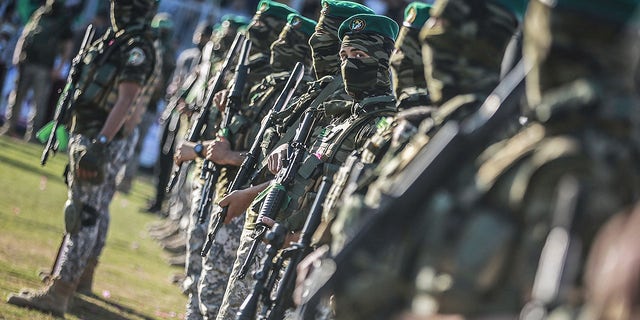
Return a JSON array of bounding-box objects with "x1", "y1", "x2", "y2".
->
[
  {"x1": 236, "y1": 176, "x2": 333, "y2": 320},
  {"x1": 165, "y1": 33, "x2": 245, "y2": 193},
  {"x1": 200, "y1": 62, "x2": 306, "y2": 257},
  {"x1": 196, "y1": 38, "x2": 252, "y2": 225},
  {"x1": 40, "y1": 24, "x2": 95, "y2": 166},
  {"x1": 299, "y1": 60, "x2": 530, "y2": 318},
  {"x1": 236, "y1": 91, "x2": 322, "y2": 280}
]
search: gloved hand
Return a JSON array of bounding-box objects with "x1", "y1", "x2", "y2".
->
[{"x1": 75, "y1": 140, "x2": 107, "y2": 184}]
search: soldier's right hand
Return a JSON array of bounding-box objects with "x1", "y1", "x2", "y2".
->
[
  {"x1": 218, "y1": 188, "x2": 257, "y2": 223},
  {"x1": 76, "y1": 142, "x2": 106, "y2": 184},
  {"x1": 176, "y1": 100, "x2": 193, "y2": 117},
  {"x1": 213, "y1": 89, "x2": 229, "y2": 112},
  {"x1": 267, "y1": 143, "x2": 289, "y2": 174},
  {"x1": 174, "y1": 142, "x2": 198, "y2": 165},
  {"x1": 294, "y1": 245, "x2": 330, "y2": 306}
]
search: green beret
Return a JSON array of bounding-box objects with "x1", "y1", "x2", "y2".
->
[
  {"x1": 221, "y1": 14, "x2": 250, "y2": 27},
  {"x1": 338, "y1": 14, "x2": 399, "y2": 41},
  {"x1": 256, "y1": 0, "x2": 298, "y2": 22},
  {"x1": 287, "y1": 13, "x2": 317, "y2": 36},
  {"x1": 320, "y1": 0, "x2": 375, "y2": 19},
  {"x1": 403, "y1": 2, "x2": 432, "y2": 29}
]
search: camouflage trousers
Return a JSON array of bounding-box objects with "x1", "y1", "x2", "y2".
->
[
  {"x1": 185, "y1": 180, "x2": 210, "y2": 320},
  {"x1": 215, "y1": 224, "x2": 267, "y2": 320},
  {"x1": 55, "y1": 132, "x2": 135, "y2": 283},
  {"x1": 197, "y1": 208, "x2": 244, "y2": 319}
]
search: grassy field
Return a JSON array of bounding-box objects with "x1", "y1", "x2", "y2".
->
[{"x1": 0, "y1": 136, "x2": 186, "y2": 319}]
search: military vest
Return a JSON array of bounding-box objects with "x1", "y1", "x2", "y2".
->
[{"x1": 70, "y1": 28, "x2": 155, "y2": 139}]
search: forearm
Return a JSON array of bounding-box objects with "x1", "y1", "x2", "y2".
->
[{"x1": 99, "y1": 82, "x2": 141, "y2": 140}]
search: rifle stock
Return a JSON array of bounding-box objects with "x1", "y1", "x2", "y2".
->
[
  {"x1": 41, "y1": 24, "x2": 95, "y2": 166},
  {"x1": 201, "y1": 62, "x2": 306, "y2": 257},
  {"x1": 165, "y1": 33, "x2": 245, "y2": 193},
  {"x1": 299, "y1": 60, "x2": 530, "y2": 316}
]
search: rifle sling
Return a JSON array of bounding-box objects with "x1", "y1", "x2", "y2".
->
[{"x1": 259, "y1": 76, "x2": 344, "y2": 170}]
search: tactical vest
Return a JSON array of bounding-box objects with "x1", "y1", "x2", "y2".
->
[
  {"x1": 281, "y1": 95, "x2": 396, "y2": 231},
  {"x1": 71, "y1": 29, "x2": 155, "y2": 139}
]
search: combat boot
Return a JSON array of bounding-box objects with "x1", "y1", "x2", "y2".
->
[
  {"x1": 6, "y1": 277, "x2": 76, "y2": 317},
  {"x1": 76, "y1": 258, "x2": 98, "y2": 295}
]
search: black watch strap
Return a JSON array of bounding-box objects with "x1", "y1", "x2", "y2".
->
[{"x1": 194, "y1": 143, "x2": 205, "y2": 158}]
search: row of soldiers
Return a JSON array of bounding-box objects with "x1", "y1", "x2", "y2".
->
[{"x1": 8, "y1": 0, "x2": 640, "y2": 319}]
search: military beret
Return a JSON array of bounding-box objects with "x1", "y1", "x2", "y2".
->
[
  {"x1": 255, "y1": 0, "x2": 298, "y2": 22},
  {"x1": 338, "y1": 14, "x2": 399, "y2": 41},
  {"x1": 221, "y1": 14, "x2": 250, "y2": 27},
  {"x1": 287, "y1": 13, "x2": 317, "y2": 36},
  {"x1": 320, "y1": 0, "x2": 375, "y2": 19},
  {"x1": 403, "y1": 2, "x2": 432, "y2": 29}
]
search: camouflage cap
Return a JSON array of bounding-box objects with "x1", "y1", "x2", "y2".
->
[
  {"x1": 320, "y1": 0, "x2": 376, "y2": 19},
  {"x1": 403, "y1": 2, "x2": 432, "y2": 29},
  {"x1": 255, "y1": 0, "x2": 298, "y2": 22},
  {"x1": 287, "y1": 13, "x2": 317, "y2": 36},
  {"x1": 339, "y1": 14, "x2": 399, "y2": 41}
]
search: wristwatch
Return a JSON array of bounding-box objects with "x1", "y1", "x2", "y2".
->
[
  {"x1": 95, "y1": 134, "x2": 109, "y2": 145},
  {"x1": 193, "y1": 143, "x2": 205, "y2": 158}
]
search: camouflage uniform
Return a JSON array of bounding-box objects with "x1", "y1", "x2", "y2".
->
[
  {"x1": 58, "y1": 6, "x2": 156, "y2": 276},
  {"x1": 6, "y1": 0, "x2": 157, "y2": 316},
  {"x1": 324, "y1": 0, "x2": 640, "y2": 319},
  {"x1": 196, "y1": 11, "x2": 314, "y2": 320},
  {"x1": 318, "y1": 1, "x2": 432, "y2": 249},
  {"x1": 214, "y1": 2, "x2": 376, "y2": 319}
]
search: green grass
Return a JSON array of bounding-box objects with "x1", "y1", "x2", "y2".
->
[{"x1": 0, "y1": 136, "x2": 186, "y2": 319}]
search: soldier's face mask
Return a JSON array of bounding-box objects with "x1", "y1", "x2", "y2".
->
[
  {"x1": 420, "y1": 0, "x2": 517, "y2": 104},
  {"x1": 390, "y1": 26, "x2": 426, "y2": 99},
  {"x1": 247, "y1": 15, "x2": 282, "y2": 54},
  {"x1": 340, "y1": 35, "x2": 393, "y2": 101},
  {"x1": 270, "y1": 25, "x2": 311, "y2": 73},
  {"x1": 341, "y1": 55, "x2": 378, "y2": 101},
  {"x1": 110, "y1": 0, "x2": 155, "y2": 32},
  {"x1": 309, "y1": 28, "x2": 340, "y2": 79}
]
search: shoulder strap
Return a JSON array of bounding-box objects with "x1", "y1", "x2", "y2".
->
[
  {"x1": 324, "y1": 106, "x2": 396, "y2": 164},
  {"x1": 258, "y1": 76, "x2": 345, "y2": 170}
]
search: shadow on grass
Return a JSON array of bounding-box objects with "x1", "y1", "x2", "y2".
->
[
  {"x1": 70, "y1": 293, "x2": 156, "y2": 320},
  {"x1": 0, "y1": 151, "x2": 64, "y2": 182}
]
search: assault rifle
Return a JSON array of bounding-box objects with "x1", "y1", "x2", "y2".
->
[
  {"x1": 299, "y1": 60, "x2": 530, "y2": 318},
  {"x1": 165, "y1": 33, "x2": 245, "y2": 193},
  {"x1": 266, "y1": 177, "x2": 332, "y2": 320},
  {"x1": 236, "y1": 224, "x2": 288, "y2": 320},
  {"x1": 237, "y1": 94, "x2": 321, "y2": 280},
  {"x1": 196, "y1": 38, "x2": 252, "y2": 224},
  {"x1": 40, "y1": 24, "x2": 95, "y2": 166},
  {"x1": 201, "y1": 62, "x2": 306, "y2": 256}
]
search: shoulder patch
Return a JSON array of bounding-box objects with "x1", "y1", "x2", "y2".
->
[{"x1": 126, "y1": 47, "x2": 146, "y2": 66}]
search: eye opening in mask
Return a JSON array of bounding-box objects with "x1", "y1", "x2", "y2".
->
[{"x1": 339, "y1": 46, "x2": 370, "y2": 61}]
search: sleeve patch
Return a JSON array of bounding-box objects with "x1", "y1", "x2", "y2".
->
[{"x1": 126, "y1": 47, "x2": 146, "y2": 66}]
